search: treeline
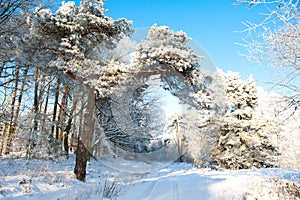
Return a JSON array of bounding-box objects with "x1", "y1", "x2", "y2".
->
[{"x1": 0, "y1": 64, "x2": 82, "y2": 158}]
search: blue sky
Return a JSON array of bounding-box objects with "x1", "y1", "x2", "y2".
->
[
  {"x1": 103, "y1": 0, "x2": 276, "y2": 86},
  {"x1": 74, "y1": 0, "x2": 276, "y2": 87}
]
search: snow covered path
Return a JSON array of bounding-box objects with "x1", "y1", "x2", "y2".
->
[
  {"x1": 0, "y1": 156, "x2": 299, "y2": 199},
  {"x1": 118, "y1": 164, "x2": 255, "y2": 200},
  {"x1": 120, "y1": 170, "x2": 214, "y2": 199},
  {"x1": 118, "y1": 162, "x2": 300, "y2": 200}
]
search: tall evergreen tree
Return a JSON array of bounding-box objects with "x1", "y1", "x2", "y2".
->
[
  {"x1": 210, "y1": 71, "x2": 279, "y2": 169},
  {"x1": 25, "y1": 0, "x2": 132, "y2": 181}
]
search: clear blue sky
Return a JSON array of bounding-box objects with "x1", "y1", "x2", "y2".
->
[{"x1": 73, "y1": 0, "x2": 276, "y2": 87}]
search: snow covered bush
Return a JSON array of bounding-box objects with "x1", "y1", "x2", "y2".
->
[
  {"x1": 7, "y1": 112, "x2": 61, "y2": 159},
  {"x1": 210, "y1": 71, "x2": 280, "y2": 169},
  {"x1": 243, "y1": 178, "x2": 300, "y2": 200}
]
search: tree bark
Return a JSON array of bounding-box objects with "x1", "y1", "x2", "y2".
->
[
  {"x1": 0, "y1": 64, "x2": 3, "y2": 78},
  {"x1": 64, "y1": 91, "x2": 78, "y2": 158},
  {"x1": 42, "y1": 83, "x2": 50, "y2": 132},
  {"x1": 3, "y1": 66, "x2": 20, "y2": 154},
  {"x1": 175, "y1": 119, "x2": 184, "y2": 162},
  {"x1": 60, "y1": 86, "x2": 68, "y2": 157},
  {"x1": 0, "y1": 122, "x2": 7, "y2": 155},
  {"x1": 0, "y1": 79, "x2": 8, "y2": 155},
  {"x1": 51, "y1": 78, "x2": 60, "y2": 138},
  {"x1": 26, "y1": 67, "x2": 39, "y2": 158},
  {"x1": 74, "y1": 86, "x2": 95, "y2": 182},
  {"x1": 74, "y1": 138, "x2": 87, "y2": 182},
  {"x1": 33, "y1": 67, "x2": 39, "y2": 132},
  {"x1": 15, "y1": 66, "x2": 29, "y2": 121},
  {"x1": 1, "y1": 76, "x2": 7, "y2": 118},
  {"x1": 57, "y1": 86, "x2": 68, "y2": 141}
]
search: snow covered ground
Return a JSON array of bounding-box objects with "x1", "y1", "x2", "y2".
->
[{"x1": 0, "y1": 155, "x2": 299, "y2": 200}]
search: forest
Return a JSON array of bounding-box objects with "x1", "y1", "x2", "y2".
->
[{"x1": 0, "y1": 0, "x2": 299, "y2": 199}]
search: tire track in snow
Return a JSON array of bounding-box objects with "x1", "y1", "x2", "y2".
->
[
  {"x1": 172, "y1": 176, "x2": 180, "y2": 200},
  {"x1": 136, "y1": 179, "x2": 158, "y2": 200}
]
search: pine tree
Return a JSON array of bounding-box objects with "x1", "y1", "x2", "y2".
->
[
  {"x1": 26, "y1": 0, "x2": 132, "y2": 181},
  {"x1": 210, "y1": 71, "x2": 279, "y2": 169}
]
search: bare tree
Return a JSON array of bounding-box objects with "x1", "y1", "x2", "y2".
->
[
  {"x1": 0, "y1": 0, "x2": 34, "y2": 25},
  {"x1": 235, "y1": 0, "x2": 300, "y2": 106}
]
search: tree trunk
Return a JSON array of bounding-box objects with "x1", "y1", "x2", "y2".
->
[
  {"x1": 51, "y1": 78, "x2": 60, "y2": 138},
  {"x1": 33, "y1": 67, "x2": 39, "y2": 132},
  {"x1": 0, "y1": 77, "x2": 7, "y2": 118},
  {"x1": 74, "y1": 138, "x2": 87, "y2": 182},
  {"x1": 42, "y1": 83, "x2": 50, "y2": 132},
  {"x1": 64, "y1": 92, "x2": 78, "y2": 159},
  {"x1": 0, "y1": 80, "x2": 8, "y2": 155},
  {"x1": 26, "y1": 67, "x2": 39, "y2": 158},
  {"x1": 57, "y1": 86, "x2": 68, "y2": 141},
  {"x1": 59, "y1": 85, "x2": 68, "y2": 156},
  {"x1": 175, "y1": 119, "x2": 184, "y2": 162},
  {"x1": 38, "y1": 74, "x2": 46, "y2": 112},
  {"x1": 0, "y1": 65, "x2": 3, "y2": 78},
  {"x1": 15, "y1": 66, "x2": 29, "y2": 121},
  {"x1": 0, "y1": 122, "x2": 7, "y2": 155},
  {"x1": 3, "y1": 66, "x2": 20, "y2": 154},
  {"x1": 74, "y1": 86, "x2": 95, "y2": 182}
]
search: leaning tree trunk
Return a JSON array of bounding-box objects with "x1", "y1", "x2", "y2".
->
[{"x1": 74, "y1": 86, "x2": 95, "y2": 182}]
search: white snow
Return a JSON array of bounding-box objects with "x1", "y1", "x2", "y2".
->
[{"x1": 0, "y1": 155, "x2": 299, "y2": 200}]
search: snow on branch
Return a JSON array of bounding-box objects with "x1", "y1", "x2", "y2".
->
[{"x1": 133, "y1": 24, "x2": 204, "y2": 73}]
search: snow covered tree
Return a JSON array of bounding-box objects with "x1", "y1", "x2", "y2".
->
[
  {"x1": 257, "y1": 88, "x2": 300, "y2": 168},
  {"x1": 235, "y1": 0, "x2": 300, "y2": 108},
  {"x1": 131, "y1": 24, "x2": 209, "y2": 116},
  {"x1": 134, "y1": 24, "x2": 202, "y2": 71},
  {"x1": 0, "y1": 0, "x2": 36, "y2": 25},
  {"x1": 185, "y1": 69, "x2": 226, "y2": 167},
  {"x1": 25, "y1": 0, "x2": 132, "y2": 181},
  {"x1": 91, "y1": 25, "x2": 215, "y2": 163},
  {"x1": 210, "y1": 71, "x2": 280, "y2": 169},
  {"x1": 92, "y1": 25, "x2": 204, "y2": 159},
  {"x1": 0, "y1": 0, "x2": 51, "y2": 156},
  {"x1": 131, "y1": 25, "x2": 223, "y2": 163}
]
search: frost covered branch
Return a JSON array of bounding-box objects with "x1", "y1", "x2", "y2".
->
[{"x1": 236, "y1": 0, "x2": 300, "y2": 106}]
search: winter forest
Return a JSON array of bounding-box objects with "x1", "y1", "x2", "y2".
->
[{"x1": 0, "y1": 0, "x2": 299, "y2": 199}]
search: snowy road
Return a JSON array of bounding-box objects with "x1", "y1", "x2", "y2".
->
[
  {"x1": 118, "y1": 164, "x2": 257, "y2": 200},
  {"x1": 0, "y1": 157, "x2": 299, "y2": 200},
  {"x1": 134, "y1": 176, "x2": 181, "y2": 200},
  {"x1": 118, "y1": 163, "x2": 300, "y2": 200}
]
